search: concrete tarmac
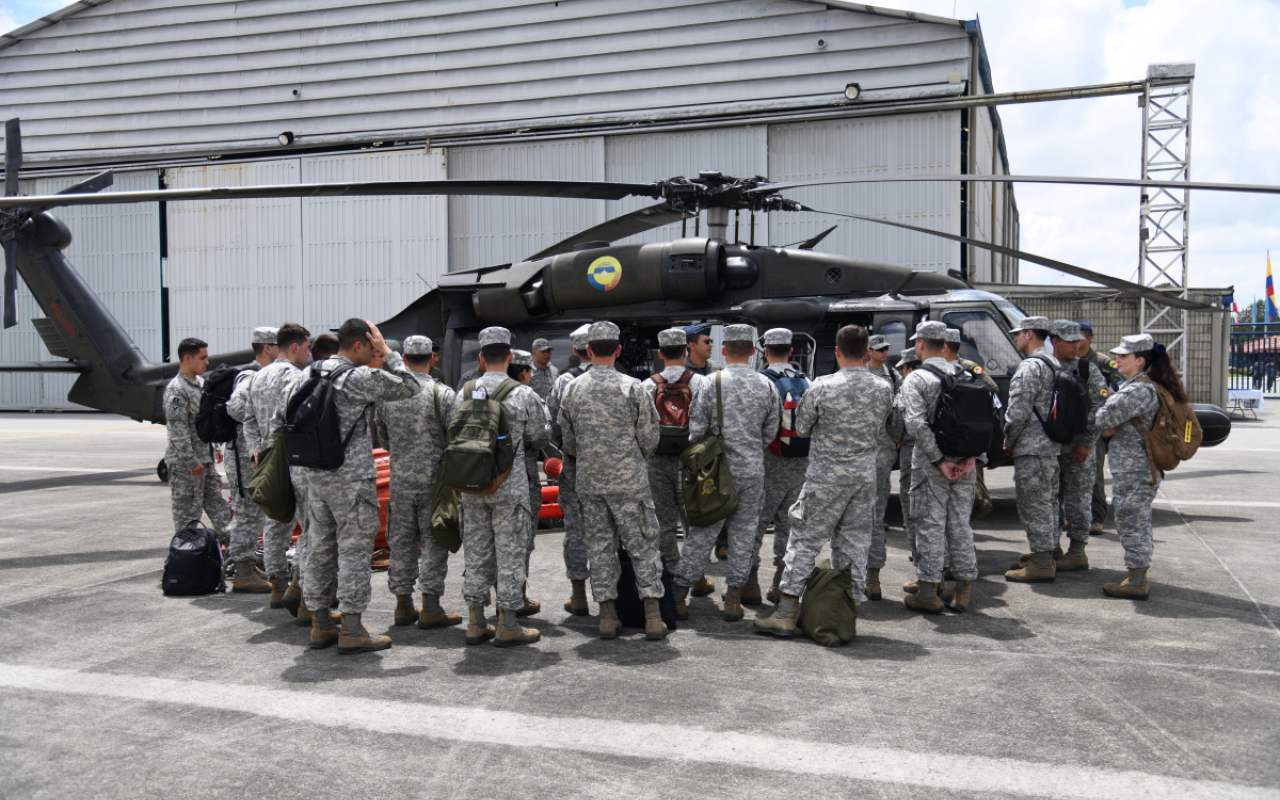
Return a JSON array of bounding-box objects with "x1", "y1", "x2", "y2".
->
[{"x1": 0, "y1": 410, "x2": 1277, "y2": 799}]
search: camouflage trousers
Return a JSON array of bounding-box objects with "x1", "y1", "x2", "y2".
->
[
  {"x1": 1092, "y1": 438, "x2": 1110, "y2": 526},
  {"x1": 1014, "y1": 455, "x2": 1061, "y2": 554},
  {"x1": 169, "y1": 464, "x2": 230, "y2": 542},
  {"x1": 1057, "y1": 449, "x2": 1097, "y2": 546},
  {"x1": 224, "y1": 449, "x2": 262, "y2": 561},
  {"x1": 385, "y1": 489, "x2": 451, "y2": 597},
  {"x1": 578, "y1": 492, "x2": 664, "y2": 603},
  {"x1": 1112, "y1": 470, "x2": 1158, "y2": 569},
  {"x1": 526, "y1": 454, "x2": 542, "y2": 575},
  {"x1": 754, "y1": 465, "x2": 805, "y2": 573},
  {"x1": 460, "y1": 495, "x2": 529, "y2": 611},
  {"x1": 899, "y1": 443, "x2": 916, "y2": 558},
  {"x1": 302, "y1": 477, "x2": 379, "y2": 615},
  {"x1": 262, "y1": 466, "x2": 308, "y2": 581},
  {"x1": 869, "y1": 445, "x2": 898, "y2": 571},
  {"x1": 910, "y1": 465, "x2": 979, "y2": 583},
  {"x1": 647, "y1": 455, "x2": 684, "y2": 571},
  {"x1": 677, "y1": 477, "x2": 764, "y2": 589},
  {"x1": 781, "y1": 480, "x2": 875, "y2": 599},
  {"x1": 558, "y1": 456, "x2": 590, "y2": 582}
]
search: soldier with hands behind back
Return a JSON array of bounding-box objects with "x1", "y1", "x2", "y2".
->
[{"x1": 164, "y1": 337, "x2": 232, "y2": 543}]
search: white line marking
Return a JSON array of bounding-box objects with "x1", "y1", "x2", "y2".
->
[
  {"x1": 1153, "y1": 499, "x2": 1280, "y2": 508},
  {"x1": 0, "y1": 466, "x2": 152, "y2": 474},
  {"x1": 0, "y1": 664, "x2": 1273, "y2": 800}
]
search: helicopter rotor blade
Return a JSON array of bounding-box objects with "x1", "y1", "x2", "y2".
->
[
  {"x1": 58, "y1": 170, "x2": 114, "y2": 196},
  {"x1": 4, "y1": 119, "x2": 20, "y2": 198},
  {"x1": 755, "y1": 173, "x2": 1280, "y2": 196},
  {"x1": 3, "y1": 119, "x2": 23, "y2": 329},
  {"x1": 526, "y1": 203, "x2": 690, "y2": 261},
  {"x1": 799, "y1": 203, "x2": 1225, "y2": 313}
]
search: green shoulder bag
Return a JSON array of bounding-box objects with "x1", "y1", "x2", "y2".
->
[
  {"x1": 247, "y1": 430, "x2": 296, "y2": 523},
  {"x1": 429, "y1": 383, "x2": 463, "y2": 553},
  {"x1": 679, "y1": 371, "x2": 739, "y2": 528}
]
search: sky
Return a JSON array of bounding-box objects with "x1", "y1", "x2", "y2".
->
[{"x1": 2, "y1": 0, "x2": 1277, "y2": 309}]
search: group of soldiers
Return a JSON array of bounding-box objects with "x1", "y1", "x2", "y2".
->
[{"x1": 162, "y1": 311, "x2": 1172, "y2": 651}]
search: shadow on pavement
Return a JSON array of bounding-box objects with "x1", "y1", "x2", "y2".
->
[{"x1": 0, "y1": 548, "x2": 169, "y2": 570}]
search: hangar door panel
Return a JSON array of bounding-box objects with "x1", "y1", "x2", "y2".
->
[
  {"x1": 165, "y1": 160, "x2": 303, "y2": 356},
  {"x1": 301, "y1": 150, "x2": 448, "y2": 333},
  {"x1": 0, "y1": 170, "x2": 160, "y2": 410},
  {"x1": 768, "y1": 112, "x2": 961, "y2": 274}
]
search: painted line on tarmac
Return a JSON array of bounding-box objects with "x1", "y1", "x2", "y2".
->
[
  {"x1": 0, "y1": 664, "x2": 1274, "y2": 800},
  {"x1": 0, "y1": 427, "x2": 163, "y2": 440},
  {"x1": 1154, "y1": 499, "x2": 1280, "y2": 508},
  {"x1": 0, "y1": 466, "x2": 153, "y2": 474}
]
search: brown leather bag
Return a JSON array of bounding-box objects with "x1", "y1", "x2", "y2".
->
[{"x1": 1130, "y1": 376, "x2": 1202, "y2": 485}]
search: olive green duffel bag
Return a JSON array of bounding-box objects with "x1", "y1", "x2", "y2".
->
[
  {"x1": 248, "y1": 430, "x2": 296, "y2": 523},
  {"x1": 680, "y1": 371, "x2": 739, "y2": 528}
]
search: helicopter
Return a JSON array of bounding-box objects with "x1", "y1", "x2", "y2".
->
[{"x1": 1, "y1": 116, "x2": 1250, "y2": 467}]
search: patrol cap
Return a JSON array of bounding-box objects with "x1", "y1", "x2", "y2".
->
[
  {"x1": 1076, "y1": 320, "x2": 1093, "y2": 333},
  {"x1": 570, "y1": 324, "x2": 592, "y2": 350},
  {"x1": 512, "y1": 349, "x2": 533, "y2": 367},
  {"x1": 252, "y1": 326, "x2": 278, "y2": 345},
  {"x1": 684, "y1": 323, "x2": 712, "y2": 339},
  {"x1": 531, "y1": 338, "x2": 553, "y2": 352},
  {"x1": 479, "y1": 326, "x2": 512, "y2": 347},
  {"x1": 403, "y1": 335, "x2": 433, "y2": 355},
  {"x1": 899, "y1": 347, "x2": 921, "y2": 365},
  {"x1": 587, "y1": 321, "x2": 620, "y2": 341},
  {"x1": 1010, "y1": 315, "x2": 1051, "y2": 333},
  {"x1": 867, "y1": 334, "x2": 891, "y2": 351},
  {"x1": 723, "y1": 324, "x2": 756, "y2": 342},
  {"x1": 1051, "y1": 319, "x2": 1085, "y2": 342},
  {"x1": 1110, "y1": 333, "x2": 1155, "y2": 355},
  {"x1": 910, "y1": 320, "x2": 948, "y2": 341},
  {"x1": 657, "y1": 327, "x2": 687, "y2": 347},
  {"x1": 943, "y1": 328, "x2": 961, "y2": 344},
  {"x1": 762, "y1": 327, "x2": 793, "y2": 346}
]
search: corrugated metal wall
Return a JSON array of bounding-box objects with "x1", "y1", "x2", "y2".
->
[{"x1": 0, "y1": 169, "x2": 160, "y2": 410}]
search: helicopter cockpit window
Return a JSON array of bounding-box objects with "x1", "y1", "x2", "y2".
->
[
  {"x1": 878, "y1": 320, "x2": 907, "y2": 356},
  {"x1": 459, "y1": 333, "x2": 481, "y2": 372},
  {"x1": 994, "y1": 299, "x2": 1029, "y2": 331},
  {"x1": 941, "y1": 311, "x2": 1022, "y2": 377}
]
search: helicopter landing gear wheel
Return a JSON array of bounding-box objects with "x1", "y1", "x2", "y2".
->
[{"x1": 157, "y1": 459, "x2": 169, "y2": 483}]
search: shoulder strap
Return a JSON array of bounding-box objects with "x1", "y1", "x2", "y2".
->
[
  {"x1": 652, "y1": 373, "x2": 666, "y2": 387},
  {"x1": 715, "y1": 370, "x2": 724, "y2": 432},
  {"x1": 1031, "y1": 353, "x2": 1060, "y2": 372},
  {"x1": 432, "y1": 383, "x2": 446, "y2": 448},
  {"x1": 920, "y1": 363, "x2": 949, "y2": 381},
  {"x1": 760, "y1": 368, "x2": 781, "y2": 383},
  {"x1": 490, "y1": 378, "x2": 520, "y2": 402},
  {"x1": 677, "y1": 369, "x2": 693, "y2": 387}
]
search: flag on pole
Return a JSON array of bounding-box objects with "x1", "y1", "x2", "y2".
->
[
  {"x1": 1226, "y1": 294, "x2": 1239, "y2": 322},
  {"x1": 1268, "y1": 252, "x2": 1279, "y2": 322}
]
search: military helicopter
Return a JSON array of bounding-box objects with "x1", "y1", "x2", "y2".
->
[{"x1": 1, "y1": 116, "x2": 1251, "y2": 469}]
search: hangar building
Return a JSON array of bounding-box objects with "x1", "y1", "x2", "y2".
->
[{"x1": 0, "y1": 0, "x2": 1018, "y2": 410}]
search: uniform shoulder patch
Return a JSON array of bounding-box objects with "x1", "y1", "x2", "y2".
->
[
  {"x1": 971, "y1": 366, "x2": 984, "y2": 375},
  {"x1": 1109, "y1": 360, "x2": 1119, "y2": 370},
  {"x1": 1100, "y1": 389, "x2": 1110, "y2": 397}
]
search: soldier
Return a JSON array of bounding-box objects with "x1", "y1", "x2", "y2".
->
[
  {"x1": 163, "y1": 337, "x2": 231, "y2": 542},
  {"x1": 1002, "y1": 316, "x2": 1062, "y2": 584},
  {"x1": 1095, "y1": 334, "x2": 1183, "y2": 600},
  {"x1": 509, "y1": 348, "x2": 550, "y2": 616},
  {"x1": 449, "y1": 328, "x2": 544, "y2": 648},
  {"x1": 1077, "y1": 321, "x2": 1123, "y2": 533},
  {"x1": 455, "y1": 359, "x2": 485, "y2": 392},
  {"x1": 755, "y1": 325, "x2": 892, "y2": 638},
  {"x1": 1045, "y1": 320, "x2": 1109, "y2": 573},
  {"x1": 683, "y1": 323, "x2": 725, "y2": 376},
  {"x1": 863, "y1": 333, "x2": 904, "y2": 601},
  {"x1": 309, "y1": 334, "x2": 339, "y2": 363},
  {"x1": 942, "y1": 327, "x2": 998, "y2": 529},
  {"x1": 899, "y1": 322, "x2": 982, "y2": 613},
  {"x1": 558, "y1": 321, "x2": 669, "y2": 641},
  {"x1": 373, "y1": 335, "x2": 463, "y2": 632},
  {"x1": 547, "y1": 324, "x2": 593, "y2": 616},
  {"x1": 753, "y1": 327, "x2": 809, "y2": 605},
  {"x1": 673, "y1": 324, "x2": 780, "y2": 622},
  {"x1": 896, "y1": 346, "x2": 923, "y2": 591},
  {"x1": 222, "y1": 326, "x2": 277, "y2": 594},
  {"x1": 641, "y1": 328, "x2": 708, "y2": 575},
  {"x1": 286, "y1": 319, "x2": 422, "y2": 653},
  {"x1": 529, "y1": 338, "x2": 560, "y2": 401}
]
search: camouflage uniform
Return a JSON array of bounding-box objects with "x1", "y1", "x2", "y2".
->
[
  {"x1": 901, "y1": 358, "x2": 981, "y2": 584},
  {"x1": 896, "y1": 349, "x2": 922, "y2": 559},
  {"x1": 1057, "y1": 354, "x2": 1109, "y2": 546},
  {"x1": 242, "y1": 357, "x2": 306, "y2": 580},
  {"x1": 641, "y1": 365, "x2": 708, "y2": 569},
  {"x1": 223, "y1": 363, "x2": 264, "y2": 561},
  {"x1": 548, "y1": 363, "x2": 591, "y2": 582},
  {"x1": 455, "y1": 366, "x2": 482, "y2": 392},
  {"x1": 163, "y1": 373, "x2": 230, "y2": 538},
  {"x1": 1085, "y1": 346, "x2": 1125, "y2": 524},
  {"x1": 754, "y1": 363, "x2": 808, "y2": 573},
  {"x1": 559, "y1": 362, "x2": 665, "y2": 603},
  {"x1": 779, "y1": 366, "x2": 892, "y2": 599},
  {"x1": 1096, "y1": 371, "x2": 1161, "y2": 568},
  {"x1": 375, "y1": 371, "x2": 456, "y2": 597},
  {"x1": 675, "y1": 362, "x2": 780, "y2": 590},
  {"x1": 530, "y1": 363, "x2": 560, "y2": 402},
  {"x1": 683, "y1": 355, "x2": 724, "y2": 376},
  {"x1": 867, "y1": 362, "x2": 904, "y2": 572},
  {"x1": 283, "y1": 353, "x2": 421, "y2": 615},
  {"x1": 1003, "y1": 343, "x2": 1062, "y2": 554},
  {"x1": 523, "y1": 390, "x2": 552, "y2": 574}
]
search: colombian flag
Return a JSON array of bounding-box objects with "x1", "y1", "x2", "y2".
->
[{"x1": 1269, "y1": 253, "x2": 1279, "y2": 322}]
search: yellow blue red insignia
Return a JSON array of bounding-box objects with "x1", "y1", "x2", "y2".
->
[
  {"x1": 587, "y1": 256, "x2": 622, "y2": 292},
  {"x1": 972, "y1": 366, "x2": 984, "y2": 375},
  {"x1": 1109, "y1": 360, "x2": 1119, "y2": 370},
  {"x1": 1100, "y1": 389, "x2": 1110, "y2": 397}
]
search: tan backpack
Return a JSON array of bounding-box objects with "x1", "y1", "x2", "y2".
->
[{"x1": 1130, "y1": 376, "x2": 1202, "y2": 484}]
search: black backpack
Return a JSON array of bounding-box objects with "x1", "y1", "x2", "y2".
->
[
  {"x1": 921, "y1": 364, "x2": 997, "y2": 458},
  {"x1": 1032, "y1": 355, "x2": 1090, "y2": 445},
  {"x1": 195, "y1": 363, "x2": 254, "y2": 444},
  {"x1": 615, "y1": 547, "x2": 678, "y2": 631},
  {"x1": 282, "y1": 362, "x2": 369, "y2": 470},
  {"x1": 161, "y1": 522, "x2": 226, "y2": 596}
]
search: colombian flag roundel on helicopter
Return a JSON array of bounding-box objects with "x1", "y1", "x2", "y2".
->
[{"x1": 587, "y1": 256, "x2": 622, "y2": 292}]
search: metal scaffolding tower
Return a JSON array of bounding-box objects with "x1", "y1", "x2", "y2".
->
[{"x1": 1139, "y1": 63, "x2": 1195, "y2": 376}]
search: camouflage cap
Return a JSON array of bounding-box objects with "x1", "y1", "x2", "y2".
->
[
  {"x1": 657, "y1": 327, "x2": 687, "y2": 347},
  {"x1": 910, "y1": 320, "x2": 948, "y2": 341},
  {"x1": 403, "y1": 335, "x2": 433, "y2": 355},
  {"x1": 943, "y1": 328, "x2": 961, "y2": 344},
  {"x1": 570, "y1": 324, "x2": 592, "y2": 350},
  {"x1": 867, "y1": 334, "x2": 891, "y2": 351},
  {"x1": 1110, "y1": 333, "x2": 1155, "y2": 355},
  {"x1": 512, "y1": 349, "x2": 533, "y2": 367},
  {"x1": 479, "y1": 326, "x2": 512, "y2": 347},
  {"x1": 723, "y1": 323, "x2": 756, "y2": 342},
  {"x1": 899, "y1": 347, "x2": 920, "y2": 364},
  {"x1": 531, "y1": 338, "x2": 553, "y2": 351},
  {"x1": 1051, "y1": 319, "x2": 1085, "y2": 342},
  {"x1": 762, "y1": 327, "x2": 793, "y2": 346},
  {"x1": 587, "y1": 321, "x2": 620, "y2": 341},
  {"x1": 1010, "y1": 315, "x2": 1051, "y2": 333},
  {"x1": 251, "y1": 326, "x2": 277, "y2": 345}
]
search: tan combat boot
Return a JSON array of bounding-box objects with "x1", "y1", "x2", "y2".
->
[
  {"x1": 465, "y1": 606, "x2": 495, "y2": 645},
  {"x1": 691, "y1": 576, "x2": 715, "y2": 597},
  {"x1": 296, "y1": 599, "x2": 312, "y2": 627},
  {"x1": 943, "y1": 580, "x2": 971, "y2": 612},
  {"x1": 753, "y1": 594, "x2": 800, "y2": 638},
  {"x1": 494, "y1": 607, "x2": 541, "y2": 648},
  {"x1": 337, "y1": 613, "x2": 392, "y2": 654},
  {"x1": 1090, "y1": 522, "x2": 1105, "y2": 535},
  {"x1": 904, "y1": 580, "x2": 944, "y2": 613},
  {"x1": 517, "y1": 583, "x2": 541, "y2": 617},
  {"x1": 1056, "y1": 540, "x2": 1089, "y2": 572},
  {"x1": 1011, "y1": 546, "x2": 1064, "y2": 571},
  {"x1": 393, "y1": 594, "x2": 419, "y2": 627},
  {"x1": 563, "y1": 580, "x2": 589, "y2": 616},
  {"x1": 766, "y1": 568, "x2": 783, "y2": 605},
  {"x1": 1103, "y1": 568, "x2": 1150, "y2": 600},
  {"x1": 309, "y1": 608, "x2": 339, "y2": 650},
  {"x1": 722, "y1": 586, "x2": 744, "y2": 622},
  {"x1": 903, "y1": 578, "x2": 919, "y2": 593},
  {"x1": 739, "y1": 568, "x2": 763, "y2": 607},
  {"x1": 673, "y1": 584, "x2": 691, "y2": 620},
  {"x1": 644, "y1": 598, "x2": 669, "y2": 640},
  {"x1": 280, "y1": 569, "x2": 300, "y2": 613},
  {"x1": 1006, "y1": 550, "x2": 1057, "y2": 583},
  {"x1": 864, "y1": 568, "x2": 882, "y2": 601},
  {"x1": 599, "y1": 600, "x2": 622, "y2": 639},
  {"x1": 232, "y1": 560, "x2": 272, "y2": 594},
  {"x1": 418, "y1": 593, "x2": 462, "y2": 629}
]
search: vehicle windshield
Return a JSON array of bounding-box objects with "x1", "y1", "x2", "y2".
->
[
  {"x1": 941, "y1": 310, "x2": 1023, "y2": 377},
  {"x1": 994, "y1": 298, "x2": 1029, "y2": 330}
]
